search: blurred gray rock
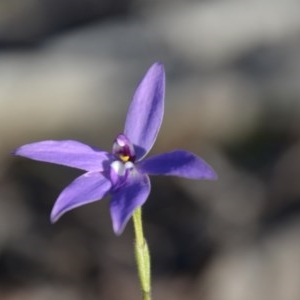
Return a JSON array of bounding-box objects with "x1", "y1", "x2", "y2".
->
[
  {"x1": 202, "y1": 220, "x2": 300, "y2": 300},
  {"x1": 152, "y1": 0, "x2": 300, "y2": 67},
  {"x1": 0, "y1": 0, "x2": 130, "y2": 44}
]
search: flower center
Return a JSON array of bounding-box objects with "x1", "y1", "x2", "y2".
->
[
  {"x1": 112, "y1": 133, "x2": 135, "y2": 163},
  {"x1": 119, "y1": 154, "x2": 130, "y2": 162}
]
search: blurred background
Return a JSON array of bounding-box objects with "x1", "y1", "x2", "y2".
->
[{"x1": 1, "y1": 0, "x2": 300, "y2": 299}]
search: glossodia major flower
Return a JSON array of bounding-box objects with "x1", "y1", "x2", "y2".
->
[{"x1": 14, "y1": 62, "x2": 217, "y2": 235}]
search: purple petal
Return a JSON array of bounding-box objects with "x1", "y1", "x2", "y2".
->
[
  {"x1": 138, "y1": 150, "x2": 217, "y2": 180},
  {"x1": 14, "y1": 140, "x2": 112, "y2": 171},
  {"x1": 110, "y1": 172, "x2": 150, "y2": 235},
  {"x1": 51, "y1": 171, "x2": 112, "y2": 222},
  {"x1": 124, "y1": 62, "x2": 165, "y2": 160}
]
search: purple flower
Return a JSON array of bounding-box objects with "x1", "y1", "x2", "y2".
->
[{"x1": 14, "y1": 63, "x2": 217, "y2": 235}]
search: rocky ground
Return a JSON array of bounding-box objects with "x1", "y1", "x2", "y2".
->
[{"x1": 1, "y1": 0, "x2": 300, "y2": 299}]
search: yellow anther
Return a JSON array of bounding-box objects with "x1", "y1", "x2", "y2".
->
[{"x1": 120, "y1": 155, "x2": 130, "y2": 162}]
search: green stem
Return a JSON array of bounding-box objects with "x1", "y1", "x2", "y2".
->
[{"x1": 132, "y1": 207, "x2": 151, "y2": 300}]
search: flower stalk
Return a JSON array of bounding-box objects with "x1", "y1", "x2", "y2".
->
[{"x1": 133, "y1": 207, "x2": 151, "y2": 300}]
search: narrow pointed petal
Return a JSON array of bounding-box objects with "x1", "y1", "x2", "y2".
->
[
  {"x1": 124, "y1": 63, "x2": 165, "y2": 159},
  {"x1": 14, "y1": 140, "x2": 112, "y2": 171},
  {"x1": 51, "y1": 171, "x2": 112, "y2": 222},
  {"x1": 138, "y1": 150, "x2": 217, "y2": 180},
  {"x1": 110, "y1": 172, "x2": 150, "y2": 235}
]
